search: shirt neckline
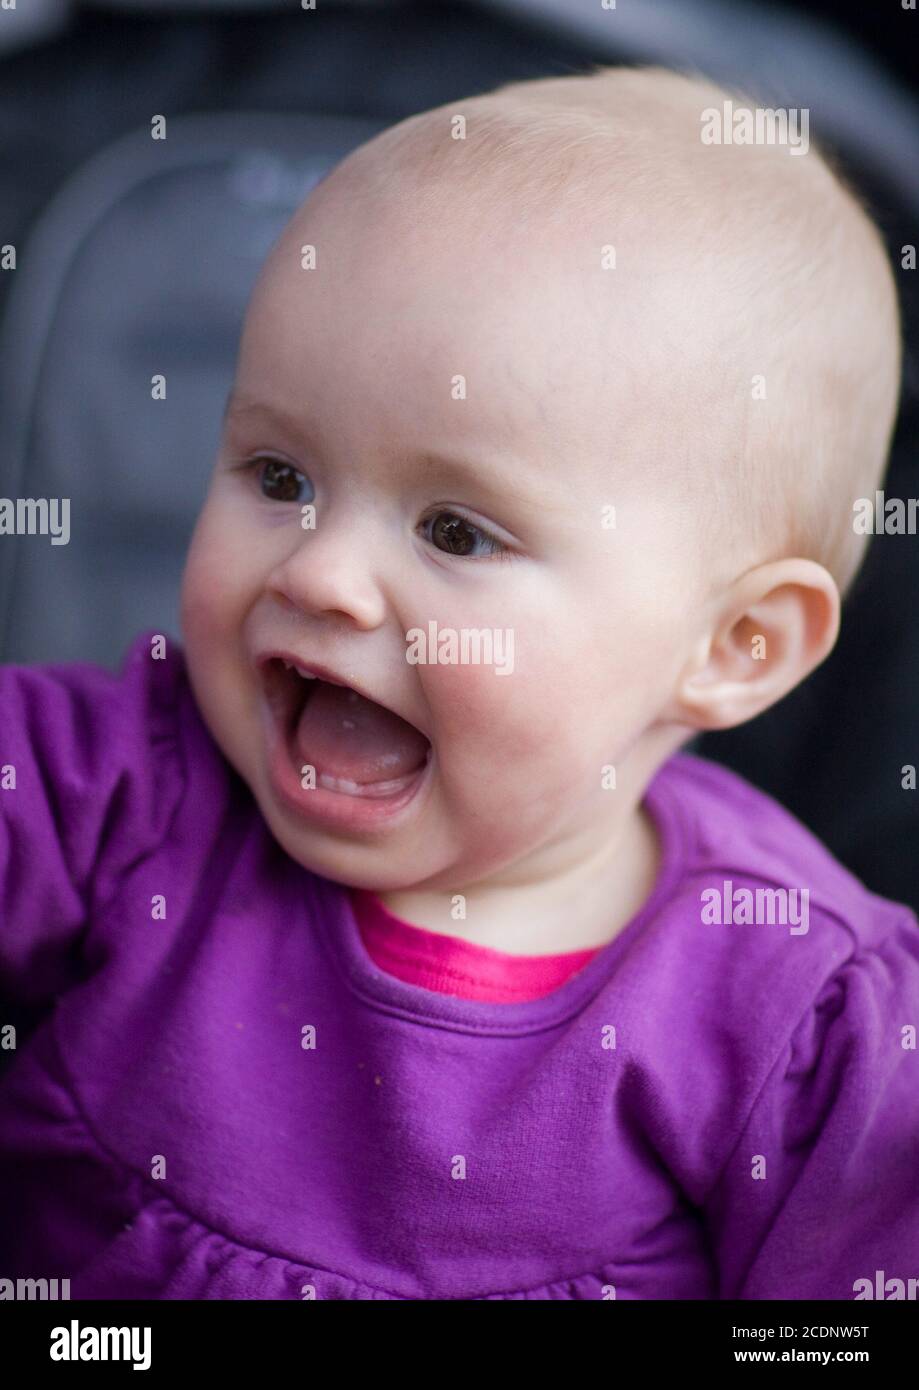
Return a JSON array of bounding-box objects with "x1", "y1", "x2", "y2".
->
[
  {"x1": 311, "y1": 754, "x2": 691, "y2": 1037},
  {"x1": 350, "y1": 886, "x2": 603, "y2": 1002}
]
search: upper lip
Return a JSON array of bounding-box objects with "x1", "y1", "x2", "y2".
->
[{"x1": 255, "y1": 648, "x2": 429, "y2": 740}]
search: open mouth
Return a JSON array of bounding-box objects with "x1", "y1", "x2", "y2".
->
[{"x1": 259, "y1": 657, "x2": 432, "y2": 801}]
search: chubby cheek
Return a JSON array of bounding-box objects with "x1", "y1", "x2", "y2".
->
[
  {"x1": 423, "y1": 655, "x2": 595, "y2": 829},
  {"x1": 181, "y1": 501, "x2": 257, "y2": 644},
  {"x1": 420, "y1": 608, "x2": 665, "y2": 854},
  {"x1": 179, "y1": 507, "x2": 258, "y2": 763},
  {"x1": 180, "y1": 546, "x2": 220, "y2": 655}
]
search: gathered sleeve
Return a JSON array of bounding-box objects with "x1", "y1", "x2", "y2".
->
[
  {"x1": 704, "y1": 915, "x2": 919, "y2": 1299},
  {"x1": 0, "y1": 632, "x2": 184, "y2": 1006}
]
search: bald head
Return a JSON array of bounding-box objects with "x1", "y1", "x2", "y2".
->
[{"x1": 289, "y1": 66, "x2": 901, "y2": 597}]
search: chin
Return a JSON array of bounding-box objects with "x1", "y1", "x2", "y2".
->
[{"x1": 269, "y1": 827, "x2": 424, "y2": 894}]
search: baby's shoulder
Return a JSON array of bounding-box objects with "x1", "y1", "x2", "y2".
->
[
  {"x1": 638, "y1": 750, "x2": 919, "y2": 1077},
  {"x1": 621, "y1": 753, "x2": 919, "y2": 1206},
  {"x1": 653, "y1": 749, "x2": 914, "y2": 959}
]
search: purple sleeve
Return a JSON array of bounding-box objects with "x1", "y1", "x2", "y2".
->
[
  {"x1": 705, "y1": 914, "x2": 919, "y2": 1300},
  {"x1": 0, "y1": 633, "x2": 183, "y2": 1005}
]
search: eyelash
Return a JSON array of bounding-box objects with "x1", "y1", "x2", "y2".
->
[{"x1": 236, "y1": 455, "x2": 515, "y2": 562}]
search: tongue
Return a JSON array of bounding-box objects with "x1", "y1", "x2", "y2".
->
[{"x1": 294, "y1": 682, "x2": 429, "y2": 784}]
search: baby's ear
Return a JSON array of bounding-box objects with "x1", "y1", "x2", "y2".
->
[{"x1": 669, "y1": 559, "x2": 840, "y2": 731}]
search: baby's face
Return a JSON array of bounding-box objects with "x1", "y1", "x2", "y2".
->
[{"x1": 180, "y1": 171, "x2": 707, "y2": 893}]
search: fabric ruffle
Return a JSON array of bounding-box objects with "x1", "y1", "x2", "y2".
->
[
  {"x1": 0, "y1": 1028, "x2": 628, "y2": 1300},
  {"x1": 75, "y1": 1197, "x2": 626, "y2": 1299}
]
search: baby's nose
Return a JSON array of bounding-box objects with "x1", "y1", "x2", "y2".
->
[{"x1": 265, "y1": 526, "x2": 387, "y2": 631}]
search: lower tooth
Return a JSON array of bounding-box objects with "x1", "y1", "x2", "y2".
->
[
  {"x1": 317, "y1": 772, "x2": 413, "y2": 796},
  {"x1": 318, "y1": 774, "x2": 363, "y2": 794}
]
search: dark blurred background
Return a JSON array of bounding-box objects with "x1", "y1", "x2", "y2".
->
[{"x1": 0, "y1": 0, "x2": 916, "y2": 918}]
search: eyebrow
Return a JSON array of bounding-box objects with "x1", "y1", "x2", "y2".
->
[
  {"x1": 221, "y1": 389, "x2": 325, "y2": 448},
  {"x1": 222, "y1": 387, "x2": 267, "y2": 425}
]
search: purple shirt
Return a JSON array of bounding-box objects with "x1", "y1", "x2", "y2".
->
[{"x1": 2, "y1": 631, "x2": 918, "y2": 1300}]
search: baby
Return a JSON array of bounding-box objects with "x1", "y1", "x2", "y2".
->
[{"x1": 1, "y1": 65, "x2": 917, "y2": 1302}]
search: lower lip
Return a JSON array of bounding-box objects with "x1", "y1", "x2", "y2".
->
[{"x1": 260, "y1": 692, "x2": 433, "y2": 832}]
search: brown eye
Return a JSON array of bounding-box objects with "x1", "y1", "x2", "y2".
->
[
  {"x1": 423, "y1": 511, "x2": 505, "y2": 559},
  {"x1": 431, "y1": 513, "x2": 477, "y2": 555},
  {"x1": 257, "y1": 458, "x2": 312, "y2": 503}
]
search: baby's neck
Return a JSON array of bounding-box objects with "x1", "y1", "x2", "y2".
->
[{"x1": 376, "y1": 800, "x2": 662, "y2": 957}]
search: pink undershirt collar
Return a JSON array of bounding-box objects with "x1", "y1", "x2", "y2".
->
[{"x1": 349, "y1": 889, "x2": 602, "y2": 1003}]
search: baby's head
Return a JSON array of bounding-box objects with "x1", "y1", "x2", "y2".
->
[{"x1": 180, "y1": 66, "x2": 900, "y2": 898}]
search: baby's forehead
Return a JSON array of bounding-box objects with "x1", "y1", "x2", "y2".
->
[
  {"x1": 277, "y1": 140, "x2": 732, "y2": 362},
  {"x1": 271, "y1": 90, "x2": 885, "y2": 397},
  {"x1": 285, "y1": 95, "x2": 842, "y2": 357},
  {"x1": 262, "y1": 197, "x2": 676, "y2": 446}
]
